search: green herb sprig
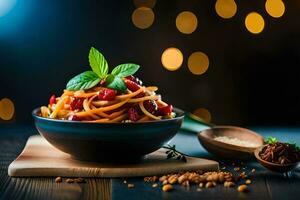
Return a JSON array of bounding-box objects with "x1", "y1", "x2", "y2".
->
[
  {"x1": 163, "y1": 144, "x2": 187, "y2": 162},
  {"x1": 66, "y1": 47, "x2": 140, "y2": 92},
  {"x1": 265, "y1": 136, "x2": 278, "y2": 145}
]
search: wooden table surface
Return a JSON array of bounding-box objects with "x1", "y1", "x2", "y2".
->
[{"x1": 0, "y1": 125, "x2": 300, "y2": 200}]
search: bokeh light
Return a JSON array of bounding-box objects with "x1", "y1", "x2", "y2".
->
[
  {"x1": 188, "y1": 51, "x2": 209, "y2": 75},
  {"x1": 265, "y1": 0, "x2": 285, "y2": 18},
  {"x1": 193, "y1": 108, "x2": 212, "y2": 123},
  {"x1": 133, "y1": 0, "x2": 156, "y2": 8},
  {"x1": 0, "y1": 98, "x2": 15, "y2": 120},
  {"x1": 176, "y1": 11, "x2": 198, "y2": 34},
  {"x1": 161, "y1": 47, "x2": 183, "y2": 71},
  {"x1": 245, "y1": 12, "x2": 265, "y2": 34},
  {"x1": 0, "y1": 0, "x2": 17, "y2": 17},
  {"x1": 132, "y1": 7, "x2": 155, "y2": 29},
  {"x1": 215, "y1": 0, "x2": 237, "y2": 19}
]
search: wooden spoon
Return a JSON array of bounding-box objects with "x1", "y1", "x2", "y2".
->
[
  {"x1": 198, "y1": 126, "x2": 264, "y2": 160},
  {"x1": 254, "y1": 145, "x2": 299, "y2": 173},
  {"x1": 185, "y1": 113, "x2": 264, "y2": 160}
]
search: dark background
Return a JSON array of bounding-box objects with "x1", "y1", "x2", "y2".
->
[{"x1": 0, "y1": 0, "x2": 299, "y2": 126}]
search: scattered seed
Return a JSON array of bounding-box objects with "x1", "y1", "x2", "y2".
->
[
  {"x1": 245, "y1": 179, "x2": 251, "y2": 185},
  {"x1": 224, "y1": 181, "x2": 235, "y2": 187},
  {"x1": 168, "y1": 175, "x2": 178, "y2": 184},
  {"x1": 205, "y1": 182, "x2": 214, "y2": 188},
  {"x1": 238, "y1": 184, "x2": 248, "y2": 192},
  {"x1": 218, "y1": 174, "x2": 225, "y2": 183},
  {"x1": 251, "y1": 169, "x2": 256, "y2": 173},
  {"x1": 197, "y1": 188, "x2": 202, "y2": 192},
  {"x1": 182, "y1": 180, "x2": 190, "y2": 187},
  {"x1": 162, "y1": 180, "x2": 168, "y2": 185},
  {"x1": 159, "y1": 175, "x2": 167, "y2": 182},
  {"x1": 152, "y1": 183, "x2": 158, "y2": 188},
  {"x1": 199, "y1": 182, "x2": 204, "y2": 188},
  {"x1": 55, "y1": 177, "x2": 62, "y2": 183},
  {"x1": 178, "y1": 174, "x2": 187, "y2": 184},
  {"x1": 162, "y1": 184, "x2": 173, "y2": 192},
  {"x1": 128, "y1": 184, "x2": 135, "y2": 188},
  {"x1": 123, "y1": 180, "x2": 127, "y2": 184},
  {"x1": 234, "y1": 167, "x2": 240, "y2": 171},
  {"x1": 212, "y1": 174, "x2": 219, "y2": 182},
  {"x1": 206, "y1": 175, "x2": 213, "y2": 182}
]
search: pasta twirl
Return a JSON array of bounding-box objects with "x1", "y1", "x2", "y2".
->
[{"x1": 40, "y1": 84, "x2": 175, "y2": 123}]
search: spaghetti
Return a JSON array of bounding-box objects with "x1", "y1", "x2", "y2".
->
[{"x1": 40, "y1": 79, "x2": 175, "y2": 123}]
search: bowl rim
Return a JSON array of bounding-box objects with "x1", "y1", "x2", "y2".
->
[{"x1": 32, "y1": 107, "x2": 185, "y2": 125}]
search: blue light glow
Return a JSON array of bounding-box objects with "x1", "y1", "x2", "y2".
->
[{"x1": 0, "y1": 0, "x2": 17, "y2": 17}]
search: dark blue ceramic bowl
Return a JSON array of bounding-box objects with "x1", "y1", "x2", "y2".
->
[{"x1": 32, "y1": 108, "x2": 184, "y2": 162}]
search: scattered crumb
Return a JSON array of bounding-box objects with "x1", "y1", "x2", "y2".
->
[
  {"x1": 234, "y1": 167, "x2": 240, "y2": 171},
  {"x1": 152, "y1": 183, "x2": 158, "y2": 188},
  {"x1": 239, "y1": 172, "x2": 247, "y2": 179},
  {"x1": 128, "y1": 184, "x2": 135, "y2": 188},
  {"x1": 237, "y1": 185, "x2": 248, "y2": 193},
  {"x1": 162, "y1": 184, "x2": 173, "y2": 192},
  {"x1": 55, "y1": 177, "x2": 62, "y2": 183}
]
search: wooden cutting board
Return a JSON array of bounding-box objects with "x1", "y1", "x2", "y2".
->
[{"x1": 8, "y1": 135, "x2": 219, "y2": 177}]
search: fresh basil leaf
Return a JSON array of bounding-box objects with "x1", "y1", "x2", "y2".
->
[
  {"x1": 111, "y1": 63, "x2": 140, "y2": 77},
  {"x1": 88, "y1": 47, "x2": 108, "y2": 79},
  {"x1": 66, "y1": 71, "x2": 100, "y2": 91},
  {"x1": 106, "y1": 74, "x2": 127, "y2": 92}
]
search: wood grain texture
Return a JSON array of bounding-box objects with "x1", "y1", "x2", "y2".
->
[
  {"x1": 1, "y1": 126, "x2": 300, "y2": 200},
  {"x1": 1, "y1": 177, "x2": 111, "y2": 200},
  {"x1": 0, "y1": 127, "x2": 111, "y2": 200},
  {"x1": 8, "y1": 135, "x2": 219, "y2": 177}
]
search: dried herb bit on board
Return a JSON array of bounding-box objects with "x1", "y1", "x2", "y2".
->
[
  {"x1": 163, "y1": 145, "x2": 187, "y2": 162},
  {"x1": 260, "y1": 137, "x2": 300, "y2": 164}
]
